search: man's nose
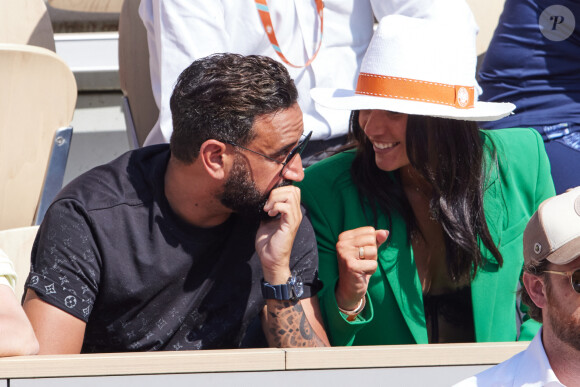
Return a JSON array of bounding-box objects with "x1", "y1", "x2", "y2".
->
[{"x1": 282, "y1": 154, "x2": 305, "y2": 182}]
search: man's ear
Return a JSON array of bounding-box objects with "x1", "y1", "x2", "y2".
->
[
  {"x1": 199, "y1": 140, "x2": 229, "y2": 179},
  {"x1": 523, "y1": 271, "x2": 548, "y2": 309}
]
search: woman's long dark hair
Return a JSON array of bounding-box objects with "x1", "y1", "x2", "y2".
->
[{"x1": 350, "y1": 111, "x2": 502, "y2": 281}]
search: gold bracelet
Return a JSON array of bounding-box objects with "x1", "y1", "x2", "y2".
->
[{"x1": 337, "y1": 296, "x2": 366, "y2": 322}]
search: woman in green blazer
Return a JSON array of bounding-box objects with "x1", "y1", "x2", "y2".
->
[{"x1": 297, "y1": 15, "x2": 555, "y2": 346}]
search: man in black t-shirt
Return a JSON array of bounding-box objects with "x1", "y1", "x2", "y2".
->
[{"x1": 23, "y1": 54, "x2": 329, "y2": 353}]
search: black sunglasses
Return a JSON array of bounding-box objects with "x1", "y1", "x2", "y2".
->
[
  {"x1": 224, "y1": 131, "x2": 312, "y2": 177},
  {"x1": 544, "y1": 268, "x2": 580, "y2": 293}
]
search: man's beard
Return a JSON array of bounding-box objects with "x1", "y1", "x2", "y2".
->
[
  {"x1": 219, "y1": 155, "x2": 290, "y2": 220},
  {"x1": 546, "y1": 280, "x2": 580, "y2": 352}
]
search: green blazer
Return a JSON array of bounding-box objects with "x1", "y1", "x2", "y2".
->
[{"x1": 298, "y1": 128, "x2": 555, "y2": 346}]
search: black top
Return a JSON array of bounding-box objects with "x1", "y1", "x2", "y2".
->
[
  {"x1": 26, "y1": 145, "x2": 320, "y2": 352},
  {"x1": 423, "y1": 286, "x2": 475, "y2": 343}
]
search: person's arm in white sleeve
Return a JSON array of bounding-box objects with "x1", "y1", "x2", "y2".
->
[{"x1": 139, "y1": 0, "x2": 231, "y2": 144}]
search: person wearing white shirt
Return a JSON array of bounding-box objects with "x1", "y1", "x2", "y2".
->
[
  {"x1": 0, "y1": 249, "x2": 38, "y2": 356},
  {"x1": 455, "y1": 187, "x2": 580, "y2": 387},
  {"x1": 139, "y1": 0, "x2": 477, "y2": 165}
]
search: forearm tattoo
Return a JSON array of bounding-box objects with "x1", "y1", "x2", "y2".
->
[{"x1": 264, "y1": 300, "x2": 326, "y2": 347}]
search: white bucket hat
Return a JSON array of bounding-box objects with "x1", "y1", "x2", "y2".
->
[{"x1": 311, "y1": 15, "x2": 515, "y2": 121}]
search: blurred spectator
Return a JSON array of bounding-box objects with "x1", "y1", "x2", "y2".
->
[
  {"x1": 139, "y1": 0, "x2": 477, "y2": 165},
  {"x1": 0, "y1": 249, "x2": 38, "y2": 356},
  {"x1": 478, "y1": 0, "x2": 580, "y2": 194}
]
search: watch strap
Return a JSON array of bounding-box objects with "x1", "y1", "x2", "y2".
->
[{"x1": 261, "y1": 273, "x2": 304, "y2": 301}]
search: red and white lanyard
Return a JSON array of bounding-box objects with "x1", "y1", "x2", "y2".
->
[{"x1": 254, "y1": 0, "x2": 324, "y2": 68}]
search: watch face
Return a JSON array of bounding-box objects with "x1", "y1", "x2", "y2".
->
[
  {"x1": 261, "y1": 274, "x2": 305, "y2": 301},
  {"x1": 291, "y1": 275, "x2": 304, "y2": 299}
]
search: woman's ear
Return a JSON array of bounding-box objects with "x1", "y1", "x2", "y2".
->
[
  {"x1": 199, "y1": 140, "x2": 229, "y2": 180},
  {"x1": 523, "y1": 271, "x2": 548, "y2": 309}
]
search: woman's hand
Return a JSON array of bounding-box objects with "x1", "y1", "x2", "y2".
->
[{"x1": 335, "y1": 227, "x2": 389, "y2": 311}]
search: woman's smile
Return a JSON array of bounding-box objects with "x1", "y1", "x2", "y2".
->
[
  {"x1": 359, "y1": 110, "x2": 409, "y2": 171},
  {"x1": 372, "y1": 140, "x2": 401, "y2": 152}
]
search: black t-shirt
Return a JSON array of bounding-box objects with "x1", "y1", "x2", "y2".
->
[{"x1": 26, "y1": 145, "x2": 320, "y2": 352}]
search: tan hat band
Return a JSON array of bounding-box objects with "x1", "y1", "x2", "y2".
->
[{"x1": 355, "y1": 73, "x2": 475, "y2": 109}]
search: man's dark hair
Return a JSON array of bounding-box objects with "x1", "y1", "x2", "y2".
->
[
  {"x1": 169, "y1": 53, "x2": 298, "y2": 163},
  {"x1": 520, "y1": 259, "x2": 551, "y2": 323}
]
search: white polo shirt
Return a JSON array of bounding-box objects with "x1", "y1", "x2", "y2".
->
[{"x1": 454, "y1": 329, "x2": 564, "y2": 387}]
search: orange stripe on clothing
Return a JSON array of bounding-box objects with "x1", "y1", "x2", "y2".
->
[{"x1": 254, "y1": 0, "x2": 324, "y2": 69}]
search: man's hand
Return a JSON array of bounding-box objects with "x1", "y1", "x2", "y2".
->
[
  {"x1": 256, "y1": 185, "x2": 329, "y2": 347},
  {"x1": 335, "y1": 227, "x2": 389, "y2": 311},
  {"x1": 255, "y1": 185, "x2": 302, "y2": 284}
]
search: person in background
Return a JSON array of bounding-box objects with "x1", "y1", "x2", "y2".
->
[
  {"x1": 477, "y1": 0, "x2": 580, "y2": 194},
  {"x1": 455, "y1": 186, "x2": 580, "y2": 386},
  {"x1": 139, "y1": 0, "x2": 477, "y2": 165},
  {"x1": 297, "y1": 15, "x2": 555, "y2": 346},
  {"x1": 0, "y1": 249, "x2": 38, "y2": 356},
  {"x1": 22, "y1": 53, "x2": 328, "y2": 354}
]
